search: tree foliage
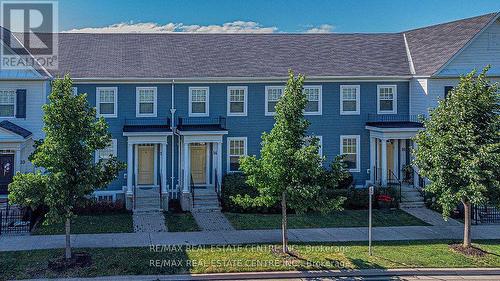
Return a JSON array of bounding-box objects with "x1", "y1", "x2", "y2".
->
[
  {"x1": 413, "y1": 67, "x2": 500, "y2": 247},
  {"x1": 233, "y1": 70, "x2": 346, "y2": 213},
  {"x1": 9, "y1": 75, "x2": 126, "y2": 224}
]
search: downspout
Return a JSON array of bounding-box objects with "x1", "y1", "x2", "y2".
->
[{"x1": 170, "y1": 80, "x2": 177, "y2": 194}]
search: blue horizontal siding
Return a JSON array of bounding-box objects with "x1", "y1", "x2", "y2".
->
[{"x1": 74, "y1": 81, "x2": 409, "y2": 190}]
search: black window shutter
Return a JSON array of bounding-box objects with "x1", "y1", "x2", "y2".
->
[
  {"x1": 15, "y1": 89, "x2": 27, "y2": 118},
  {"x1": 444, "y1": 86, "x2": 453, "y2": 99}
]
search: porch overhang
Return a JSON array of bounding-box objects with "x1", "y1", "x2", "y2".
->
[
  {"x1": 0, "y1": 121, "x2": 33, "y2": 143},
  {"x1": 122, "y1": 118, "x2": 171, "y2": 135},
  {"x1": 365, "y1": 124, "x2": 422, "y2": 139}
]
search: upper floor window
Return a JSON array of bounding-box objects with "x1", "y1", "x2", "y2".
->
[
  {"x1": 136, "y1": 87, "x2": 157, "y2": 117},
  {"x1": 227, "y1": 137, "x2": 247, "y2": 172},
  {"x1": 71, "y1": 87, "x2": 78, "y2": 96},
  {"x1": 304, "y1": 86, "x2": 322, "y2": 115},
  {"x1": 340, "y1": 135, "x2": 360, "y2": 172},
  {"x1": 377, "y1": 85, "x2": 397, "y2": 114},
  {"x1": 96, "y1": 87, "x2": 118, "y2": 118},
  {"x1": 304, "y1": 135, "x2": 323, "y2": 157},
  {"x1": 189, "y1": 87, "x2": 209, "y2": 117},
  {"x1": 444, "y1": 86, "x2": 454, "y2": 99},
  {"x1": 227, "y1": 86, "x2": 247, "y2": 116},
  {"x1": 96, "y1": 139, "x2": 117, "y2": 161},
  {"x1": 340, "y1": 85, "x2": 360, "y2": 115},
  {"x1": 265, "y1": 86, "x2": 284, "y2": 116},
  {"x1": 0, "y1": 90, "x2": 15, "y2": 117}
]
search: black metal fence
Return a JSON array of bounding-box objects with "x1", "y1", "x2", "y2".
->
[
  {"x1": 0, "y1": 207, "x2": 32, "y2": 235},
  {"x1": 472, "y1": 205, "x2": 500, "y2": 224}
]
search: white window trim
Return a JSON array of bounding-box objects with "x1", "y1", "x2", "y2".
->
[
  {"x1": 189, "y1": 87, "x2": 209, "y2": 117},
  {"x1": 340, "y1": 135, "x2": 360, "y2": 173},
  {"x1": 0, "y1": 89, "x2": 16, "y2": 118},
  {"x1": 136, "y1": 87, "x2": 158, "y2": 117},
  {"x1": 265, "y1": 86, "x2": 285, "y2": 116},
  {"x1": 96, "y1": 87, "x2": 118, "y2": 118},
  {"x1": 340, "y1": 85, "x2": 360, "y2": 115},
  {"x1": 95, "y1": 139, "x2": 117, "y2": 162},
  {"x1": 303, "y1": 85, "x2": 322, "y2": 115},
  {"x1": 227, "y1": 137, "x2": 248, "y2": 172},
  {"x1": 227, "y1": 86, "x2": 248, "y2": 116},
  {"x1": 377, "y1": 85, "x2": 397, "y2": 114},
  {"x1": 305, "y1": 135, "x2": 323, "y2": 157}
]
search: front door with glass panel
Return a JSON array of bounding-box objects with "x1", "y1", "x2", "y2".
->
[
  {"x1": 0, "y1": 154, "x2": 14, "y2": 195},
  {"x1": 190, "y1": 144, "x2": 206, "y2": 185},
  {"x1": 137, "y1": 145, "x2": 154, "y2": 185}
]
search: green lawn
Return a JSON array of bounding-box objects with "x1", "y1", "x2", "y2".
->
[
  {"x1": 225, "y1": 209, "x2": 429, "y2": 230},
  {"x1": 164, "y1": 212, "x2": 200, "y2": 232},
  {"x1": 1, "y1": 240, "x2": 499, "y2": 280},
  {"x1": 32, "y1": 213, "x2": 133, "y2": 235}
]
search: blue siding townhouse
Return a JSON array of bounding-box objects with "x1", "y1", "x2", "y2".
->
[{"x1": 1, "y1": 13, "x2": 499, "y2": 211}]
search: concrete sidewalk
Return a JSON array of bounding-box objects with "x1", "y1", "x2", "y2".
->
[
  {"x1": 1, "y1": 224, "x2": 499, "y2": 252},
  {"x1": 17, "y1": 268, "x2": 500, "y2": 281}
]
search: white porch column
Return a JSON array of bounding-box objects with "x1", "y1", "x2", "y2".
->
[
  {"x1": 14, "y1": 149, "x2": 21, "y2": 173},
  {"x1": 183, "y1": 142, "x2": 190, "y2": 193},
  {"x1": 205, "y1": 143, "x2": 211, "y2": 185},
  {"x1": 126, "y1": 143, "x2": 133, "y2": 194},
  {"x1": 400, "y1": 140, "x2": 407, "y2": 176},
  {"x1": 161, "y1": 142, "x2": 167, "y2": 194},
  {"x1": 369, "y1": 137, "x2": 376, "y2": 183},
  {"x1": 216, "y1": 142, "x2": 223, "y2": 188},
  {"x1": 381, "y1": 138, "x2": 388, "y2": 186},
  {"x1": 393, "y1": 139, "x2": 399, "y2": 178}
]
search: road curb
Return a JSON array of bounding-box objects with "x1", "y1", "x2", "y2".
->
[{"x1": 20, "y1": 268, "x2": 500, "y2": 281}]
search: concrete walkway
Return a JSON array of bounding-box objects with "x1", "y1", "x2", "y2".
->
[
  {"x1": 400, "y1": 207, "x2": 463, "y2": 226},
  {"x1": 1, "y1": 224, "x2": 499, "y2": 252},
  {"x1": 133, "y1": 212, "x2": 168, "y2": 232}
]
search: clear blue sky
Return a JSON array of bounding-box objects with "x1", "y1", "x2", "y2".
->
[{"x1": 59, "y1": 0, "x2": 500, "y2": 33}]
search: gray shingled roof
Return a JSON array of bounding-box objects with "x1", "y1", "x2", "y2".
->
[
  {"x1": 5, "y1": 12, "x2": 499, "y2": 78},
  {"x1": 50, "y1": 33, "x2": 410, "y2": 78},
  {"x1": 405, "y1": 13, "x2": 498, "y2": 76},
  {"x1": 0, "y1": 121, "x2": 32, "y2": 138}
]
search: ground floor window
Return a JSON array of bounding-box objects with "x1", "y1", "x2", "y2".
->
[
  {"x1": 227, "y1": 137, "x2": 247, "y2": 172},
  {"x1": 340, "y1": 135, "x2": 360, "y2": 172},
  {"x1": 96, "y1": 139, "x2": 117, "y2": 161}
]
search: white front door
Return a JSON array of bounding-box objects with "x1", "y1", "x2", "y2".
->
[
  {"x1": 138, "y1": 145, "x2": 154, "y2": 185},
  {"x1": 190, "y1": 144, "x2": 206, "y2": 185}
]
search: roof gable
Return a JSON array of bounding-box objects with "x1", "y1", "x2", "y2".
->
[
  {"x1": 436, "y1": 17, "x2": 500, "y2": 76},
  {"x1": 404, "y1": 12, "x2": 499, "y2": 76}
]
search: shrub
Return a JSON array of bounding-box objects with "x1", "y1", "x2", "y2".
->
[
  {"x1": 74, "y1": 199, "x2": 128, "y2": 215},
  {"x1": 344, "y1": 185, "x2": 400, "y2": 209},
  {"x1": 221, "y1": 173, "x2": 280, "y2": 213}
]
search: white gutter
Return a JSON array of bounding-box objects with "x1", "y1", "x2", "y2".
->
[{"x1": 170, "y1": 80, "x2": 177, "y2": 192}]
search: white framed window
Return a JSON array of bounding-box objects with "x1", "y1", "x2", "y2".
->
[
  {"x1": 0, "y1": 89, "x2": 16, "y2": 118},
  {"x1": 189, "y1": 87, "x2": 209, "y2": 117},
  {"x1": 227, "y1": 86, "x2": 247, "y2": 116},
  {"x1": 71, "y1": 87, "x2": 78, "y2": 96},
  {"x1": 377, "y1": 85, "x2": 397, "y2": 114},
  {"x1": 136, "y1": 87, "x2": 157, "y2": 117},
  {"x1": 96, "y1": 87, "x2": 118, "y2": 118},
  {"x1": 340, "y1": 135, "x2": 360, "y2": 172},
  {"x1": 96, "y1": 139, "x2": 117, "y2": 161},
  {"x1": 227, "y1": 137, "x2": 247, "y2": 172},
  {"x1": 303, "y1": 86, "x2": 322, "y2": 115},
  {"x1": 304, "y1": 135, "x2": 323, "y2": 157},
  {"x1": 265, "y1": 86, "x2": 284, "y2": 116},
  {"x1": 340, "y1": 85, "x2": 360, "y2": 115}
]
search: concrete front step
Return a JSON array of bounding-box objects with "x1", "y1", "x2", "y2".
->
[
  {"x1": 133, "y1": 208, "x2": 162, "y2": 213},
  {"x1": 400, "y1": 203, "x2": 426, "y2": 208}
]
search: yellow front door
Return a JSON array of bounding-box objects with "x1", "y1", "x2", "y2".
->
[
  {"x1": 190, "y1": 144, "x2": 206, "y2": 185},
  {"x1": 138, "y1": 145, "x2": 154, "y2": 185}
]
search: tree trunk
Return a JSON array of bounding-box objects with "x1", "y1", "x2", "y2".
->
[
  {"x1": 65, "y1": 218, "x2": 72, "y2": 260},
  {"x1": 462, "y1": 200, "x2": 472, "y2": 248},
  {"x1": 281, "y1": 191, "x2": 288, "y2": 254}
]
